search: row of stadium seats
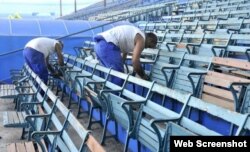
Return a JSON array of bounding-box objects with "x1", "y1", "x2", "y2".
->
[
  {"x1": 88, "y1": 2, "x2": 172, "y2": 22},
  {"x1": 0, "y1": 64, "x2": 105, "y2": 152},
  {"x1": 162, "y1": 9, "x2": 249, "y2": 22},
  {"x1": 61, "y1": 0, "x2": 156, "y2": 20},
  {"x1": 138, "y1": 18, "x2": 250, "y2": 34},
  {"x1": 82, "y1": 0, "x2": 250, "y2": 23},
  {"x1": 50, "y1": 53, "x2": 250, "y2": 152},
  {"x1": 70, "y1": 42, "x2": 250, "y2": 112},
  {"x1": 181, "y1": 2, "x2": 250, "y2": 14},
  {"x1": 183, "y1": 0, "x2": 247, "y2": 10}
]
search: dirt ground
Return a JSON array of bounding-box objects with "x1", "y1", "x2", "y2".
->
[{"x1": 0, "y1": 91, "x2": 125, "y2": 152}]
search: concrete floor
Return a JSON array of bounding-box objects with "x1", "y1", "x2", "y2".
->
[
  {"x1": 0, "y1": 98, "x2": 23, "y2": 152},
  {"x1": 0, "y1": 91, "x2": 125, "y2": 152}
]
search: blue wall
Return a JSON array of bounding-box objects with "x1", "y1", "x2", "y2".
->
[{"x1": 0, "y1": 19, "x2": 131, "y2": 82}]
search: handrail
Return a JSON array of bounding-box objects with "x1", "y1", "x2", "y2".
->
[{"x1": 0, "y1": 48, "x2": 23, "y2": 57}]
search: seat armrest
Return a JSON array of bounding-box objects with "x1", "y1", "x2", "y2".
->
[
  {"x1": 21, "y1": 102, "x2": 43, "y2": 111},
  {"x1": 100, "y1": 89, "x2": 123, "y2": 97},
  {"x1": 121, "y1": 100, "x2": 146, "y2": 106},
  {"x1": 188, "y1": 72, "x2": 207, "y2": 96},
  {"x1": 229, "y1": 82, "x2": 250, "y2": 112},
  {"x1": 161, "y1": 65, "x2": 180, "y2": 70}
]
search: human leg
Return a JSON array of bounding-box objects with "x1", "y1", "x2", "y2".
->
[
  {"x1": 94, "y1": 39, "x2": 124, "y2": 86},
  {"x1": 23, "y1": 48, "x2": 49, "y2": 84}
]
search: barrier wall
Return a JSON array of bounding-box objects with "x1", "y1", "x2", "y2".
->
[{"x1": 0, "y1": 19, "x2": 130, "y2": 82}]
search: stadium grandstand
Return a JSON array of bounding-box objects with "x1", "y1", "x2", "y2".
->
[{"x1": 1, "y1": 0, "x2": 250, "y2": 152}]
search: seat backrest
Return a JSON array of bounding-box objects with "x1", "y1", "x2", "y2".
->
[
  {"x1": 164, "y1": 54, "x2": 210, "y2": 95},
  {"x1": 29, "y1": 66, "x2": 103, "y2": 152},
  {"x1": 181, "y1": 21, "x2": 198, "y2": 32},
  {"x1": 102, "y1": 93, "x2": 133, "y2": 130},
  {"x1": 161, "y1": 33, "x2": 184, "y2": 51},
  {"x1": 86, "y1": 67, "x2": 155, "y2": 106},
  {"x1": 180, "y1": 33, "x2": 204, "y2": 51},
  {"x1": 242, "y1": 115, "x2": 250, "y2": 135},
  {"x1": 197, "y1": 44, "x2": 220, "y2": 57},
  {"x1": 212, "y1": 57, "x2": 250, "y2": 80},
  {"x1": 162, "y1": 121, "x2": 197, "y2": 152},
  {"x1": 181, "y1": 54, "x2": 212, "y2": 70},
  {"x1": 144, "y1": 22, "x2": 156, "y2": 32},
  {"x1": 196, "y1": 33, "x2": 232, "y2": 57},
  {"x1": 73, "y1": 40, "x2": 95, "y2": 59},
  {"x1": 230, "y1": 34, "x2": 250, "y2": 49},
  {"x1": 150, "y1": 51, "x2": 186, "y2": 86},
  {"x1": 203, "y1": 33, "x2": 232, "y2": 47},
  {"x1": 170, "y1": 66, "x2": 205, "y2": 95},
  {"x1": 218, "y1": 18, "x2": 244, "y2": 32},
  {"x1": 16, "y1": 68, "x2": 41, "y2": 111},
  {"x1": 132, "y1": 84, "x2": 191, "y2": 152},
  {"x1": 62, "y1": 54, "x2": 103, "y2": 98},
  {"x1": 200, "y1": 57, "x2": 250, "y2": 111},
  {"x1": 199, "y1": 20, "x2": 218, "y2": 31},
  {"x1": 183, "y1": 96, "x2": 249, "y2": 135},
  {"x1": 230, "y1": 9, "x2": 249, "y2": 18},
  {"x1": 241, "y1": 85, "x2": 250, "y2": 113}
]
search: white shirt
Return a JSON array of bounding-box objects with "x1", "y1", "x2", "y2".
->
[
  {"x1": 25, "y1": 37, "x2": 58, "y2": 58},
  {"x1": 98, "y1": 25, "x2": 145, "y2": 53}
]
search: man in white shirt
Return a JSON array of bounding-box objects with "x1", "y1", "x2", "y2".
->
[
  {"x1": 94, "y1": 25, "x2": 157, "y2": 86},
  {"x1": 23, "y1": 37, "x2": 64, "y2": 84}
]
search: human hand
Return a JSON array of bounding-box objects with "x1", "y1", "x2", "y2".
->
[
  {"x1": 142, "y1": 74, "x2": 150, "y2": 81},
  {"x1": 51, "y1": 71, "x2": 62, "y2": 78}
]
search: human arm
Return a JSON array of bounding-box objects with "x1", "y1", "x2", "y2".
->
[
  {"x1": 46, "y1": 56, "x2": 56, "y2": 74},
  {"x1": 55, "y1": 42, "x2": 64, "y2": 66},
  {"x1": 132, "y1": 34, "x2": 149, "y2": 80},
  {"x1": 46, "y1": 42, "x2": 64, "y2": 76},
  {"x1": 122, "y1": 52, "x2": 128, "y2": 63}
]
